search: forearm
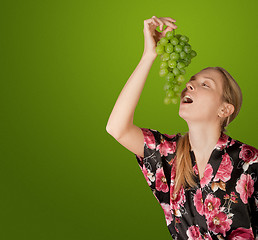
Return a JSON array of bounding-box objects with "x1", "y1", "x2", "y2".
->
[{"x1": 106, "y1": 52, "x2": 156, "y2": 138}]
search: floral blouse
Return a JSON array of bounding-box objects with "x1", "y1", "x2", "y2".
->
[{"x1": 134, "y1": 128, "x2": 258, "y2": 240}]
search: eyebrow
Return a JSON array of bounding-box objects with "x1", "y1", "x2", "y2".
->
[{"x1": 190, "y1": 75, "x2": 216, "y2": 84}]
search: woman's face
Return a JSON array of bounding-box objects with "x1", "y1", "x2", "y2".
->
[{"x1": 179, "y1": 69, "x2": 225, "y2": 125}]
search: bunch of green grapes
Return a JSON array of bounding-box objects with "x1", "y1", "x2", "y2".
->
[{"x1": 155, "y1": 30, "x2": 197, "y2": 105}]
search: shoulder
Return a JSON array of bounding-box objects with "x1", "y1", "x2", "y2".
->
[
  {"x1": 139, "y1": 128, "x2": 181, "y2": 157},
  {"x1": 227, "y1": 135, "x2": 258, "y2": 172},
  {"x1": 140, "y1": 127, "x2": 181, "y2": 145}
]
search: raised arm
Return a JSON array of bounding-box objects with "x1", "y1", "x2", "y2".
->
[{"x1": 106, "y1": 16, "x2": 177, "y2": 157}]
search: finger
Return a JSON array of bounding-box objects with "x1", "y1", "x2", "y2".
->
[
  {"x1": 162, "y1": 17, "x2": 176, "y2": 22},
  {"x1": 162, "y1": 19, "x2": 177, "y2": 29},
  {"x1": 152, "y1": 16, "x2": 164, "y2": 31}
]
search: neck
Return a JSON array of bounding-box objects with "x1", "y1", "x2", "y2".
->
[{"x1": 187, "y1": 122, "x2": 222, "y2": 158}]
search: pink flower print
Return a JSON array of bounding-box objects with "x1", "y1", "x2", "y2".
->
[
  {"x1": 142, "y1": 128, "x2": 156, "y2": 150},
  {"x1": 156, "y1": 137, "x2": 177, "y2": 157},
  {"x1": 239, "y1": 144, "x2": 258, "y2": 171},
  {"x1": 186, "y1": 225, "x2": 203, "y2": 240},
  {"x1": 200, "y1": 164, "x2": 213, "y2": 188},
  {"x1": 193, "y1": 189, "x2": 204, "y2": 216},
  {"x1": 142, "y1": 165, "x2": 151, "y2": 185},
  {"x1": 142, "y1": 164, "x2": 155, "y2": 186},
  {"x1": 215, "y1": 133, "x2": 230, "y2": 150},
  {"x1": 207, "y1": 211, "x2": 232, "y2": 237},
  {"x1": 228, "y1": 227, "x2": 255, "y2": 240},
  {"x1": 156, "y1": 168, "x2": 169, "y2": 193},
  {"x1": 204, "y1": 194, "x2": 221, "y2": 218},
  {"x1": 213, "y1": 153, "x2": 233, "y2": 182},
  {"x1": 229, "y1": 139, "x2": 235, "y2": 147},
  {"x1": 170, "y1": 185, "x2": 186, "y2": 217},
  {"x1": 203, "y1": 233, "x2": 213, "y2": 240},
  {"x1": 160, "y1": 203, "x2": 173, "y2": 226},
  {"x1": 193, "y1": 164, "x2": 199, "y2": 175},
  {"x1": 236, "y1": 174, "x2": 254, "y2": 204}
]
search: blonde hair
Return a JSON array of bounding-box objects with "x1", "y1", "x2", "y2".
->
[{"x1": 174, "y1": 67, "x2": 243, "y2": 194}]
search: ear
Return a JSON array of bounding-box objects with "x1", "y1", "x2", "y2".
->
[{"x1": 218, "y1": 103, "x2": 235, "y2": 118}]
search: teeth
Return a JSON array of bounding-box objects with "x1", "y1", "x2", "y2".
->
[{"x1": 183, "y1": 95, "x2": 192, "y2": 103}]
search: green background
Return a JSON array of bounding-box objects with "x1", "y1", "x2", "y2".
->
[{"x1": 1, "y1": 0, "x2": 257, "y2": 239}]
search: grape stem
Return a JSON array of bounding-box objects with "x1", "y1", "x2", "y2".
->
[{"x1": 173, "y1": 29, "x2": 176, "y2": 37}]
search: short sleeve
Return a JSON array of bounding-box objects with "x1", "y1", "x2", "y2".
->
[{"x1": 135, "y1": 127, "x2": 179, "y2": 203}]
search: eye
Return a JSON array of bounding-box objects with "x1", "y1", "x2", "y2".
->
[{"x1": 202, "y1": 82, "x2": 209, "y2": 87}]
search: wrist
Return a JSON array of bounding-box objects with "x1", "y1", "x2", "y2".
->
[{"x1": 142, "y1": 51, "x2": 157, "y2": 61}]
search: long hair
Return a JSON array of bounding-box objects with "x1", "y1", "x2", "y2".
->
[{"x1": 174, "y1": 67, "x2": 243, "y2": 194}]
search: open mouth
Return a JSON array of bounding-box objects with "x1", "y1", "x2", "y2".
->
[{"x1": 182, "y1": 95, "x2": 193, "y2": 104}]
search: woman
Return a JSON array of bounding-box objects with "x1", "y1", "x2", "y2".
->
[{"x1": 106, "y1": 16, "x2": 258, "y2": 239}]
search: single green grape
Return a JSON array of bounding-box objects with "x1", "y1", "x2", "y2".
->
[
  {"x1": 171, "y1": 97, "x2": 178, "y2": 104},
  {"x1": 174, "y1": 45, "x2": 183, "y2": 53},
  {"x1": 179, "y1": 51, "x2": 187, "y2": 59},
  {"x1": 174, "y1": 34, "x2": 182, "y2": 39},
  {"x1": 179, "y1": 41, "x2": 185, "y2": 46},
  {"x1": 156, "y1": 45, "x2": 165, "y2": 55},
  {"x1": 168, "y1": 60, "x2": 177, "y2": 68},
  {"x1": 163, "y1": 82, "x2": 173, "y2": 91},
  {"x1": 164, "y1": 97, "x2": 172, "y2": 105},
  {"x1": 176, "y1": 75, "x2": 185, "y2": 83},
  {"x1": 170, "y1": 52, "x2": 180, "y2": 61},
  {"x1": 159, "y1": 68, "x2": 169, "y2": 77},
  {"x1": 184, "y1": 45, "x2": 192, "y2": 54},
  {"x1": 160, "y1": 37, "x2": 169, "y2": 45},
  {"x1": 160, "y1": 52, "x2": 170, "y2": 61},
  {"x1": 170, "y1": 37, "x2": 179, "y2": 45},
  {"x1": 180, "y1": 69, "x2": 186, "y2": 75},
  {"x1": 165, "y1": 31, "x2": 174, "y2": 40},
  {"x1": 173, "y1": 85, "x2": 180, "y2": 92},
  {"x1": 165, "y1": 43, "x2": 174, "y2": 53},
  {"x1": 179, "y1": 35, "x2": 189, "y2": 43},
  {"x1": 177, "y1": 61, "x2": 186, "y2": 69},
  {"x1": 173, "y1": 67, "x2": 180, "y2": 76},
  {"x1": 157, "y1": 41, "x2": 162, "y2": 46},
  {"x1": 183, "y1": 59, "x2": 190, "y2": 67},
  {"x1": 190, "y1": 50, "x2": 197, "y2": 58},
  {"x1": 166, "y1": 89, "x2": 175, "y2": 98},
  {"x1": 160, "y1": 61, "x2": 168, "y2": 69},
  {"x1": 184, "y1": 54, "x2": 192, "y2": 62},
  {"x1": 165, "y1": 72, "x2": 175, "y2": 81}
]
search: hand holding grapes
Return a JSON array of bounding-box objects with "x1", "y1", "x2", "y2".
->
[{"x1": 143, "y1": 16, "x2": 177, "y2": 57}]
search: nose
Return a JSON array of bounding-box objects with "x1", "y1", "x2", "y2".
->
[{"x1": 186, "y1": 82, "x2": 194, "y2": 91}]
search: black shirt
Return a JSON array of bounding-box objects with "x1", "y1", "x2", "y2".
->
[{"x1": 134, "y1": 128, "x2": 258, "y2": 239}]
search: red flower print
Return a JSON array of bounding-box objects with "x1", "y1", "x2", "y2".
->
[
  {"x1": 213, "y1": 153, "x2": 233, "y2": 182},
  {"x1": 207, "y1": 211, "x2": 232, "y2": 237},
  {"x1": 186, "y1": 225, "x2": 203, "y2": 240},
  {"x1": 204, "y1": 194, "x2": 221, "y2": 218},
  {"x1": 228, "y1": 227, "x2": 255, "y2": 240},
  {"x1": 156, "y1": 168, "x2": 169, "y2": 193},
  {"x1": 239, "y1": 144, "x2": 258, "y2": 171},
  {"x1": 170, "y1": 185, "x2": 186, "y2": 217},
  {"x1": 193, "y1": 164, "x2": 199, "y2": 175},
  {"x1": 193, "y1": 189, "x2": 204, "y2": 216},
  {"x1": 142, "y1": 128, "x2": 156, "y2": 150},
  {"x1": 215, "y1": 133, "x2": 230, "y2": 150},
  {"x1": 160, "y1": 203, "x2": 173, "y2": 226},
  {"x1": 200, "y1": 164, "x2": 213, "y2": 188},
  {"x1": 156, "y1": 137, "x2": 177, "y2": 157},
  {"x1": 235, "y1": 174, "x2": 254, "y2": 204}
]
